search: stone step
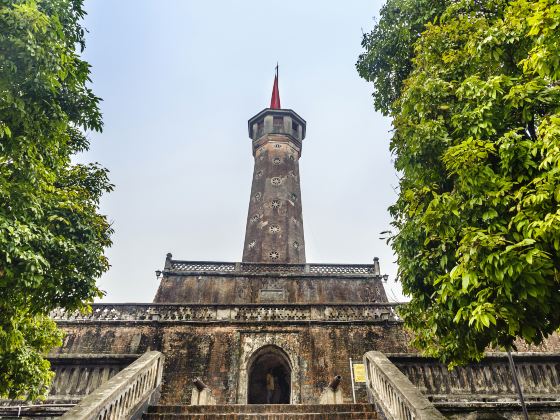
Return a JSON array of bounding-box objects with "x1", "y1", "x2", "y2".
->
[
  {"x1": 148, "y1": 404, "x2": 375, "y2": 414},
  {"x1": 144, "y1": 404, "x2": 378, "y2": 419},
  {"x1": 144, "y1": 413, "x2": 377, "y2": 420}
]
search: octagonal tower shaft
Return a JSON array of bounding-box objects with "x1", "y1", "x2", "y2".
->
[{"x1": 243, "y1": 108, "x2": 307, "y2": 263}]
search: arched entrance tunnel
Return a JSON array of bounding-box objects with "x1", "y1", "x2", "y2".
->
[{"x1": 247, "y1": 346, "x2": 291, "y2": 404}]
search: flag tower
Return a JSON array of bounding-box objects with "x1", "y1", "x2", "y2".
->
[{"x1": 242, "y1": 67, "x2": 307, "y2": 263}]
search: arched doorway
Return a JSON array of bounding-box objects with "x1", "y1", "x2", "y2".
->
[{"x1": 247, "y1": 345, "x2": 291, "y2": 404}]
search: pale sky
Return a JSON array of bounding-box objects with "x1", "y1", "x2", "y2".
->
[{"x1": 79, "y1": 0, "x2": 405, "y2": 303}]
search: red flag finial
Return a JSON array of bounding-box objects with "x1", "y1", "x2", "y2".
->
[{"x1": 270, "y1": 64, "x2": 281, "y2": 109}]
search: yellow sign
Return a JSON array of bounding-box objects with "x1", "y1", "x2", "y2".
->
[{"x1": 353, "y1": 363, "x2": 366, "y2": 383}]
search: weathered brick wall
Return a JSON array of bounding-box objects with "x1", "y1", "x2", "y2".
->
[
  {"x1": 51, "y1": 320, "x2": 560, "y2": 409},
  {"x1": 153, "y1": 274, "x2": 387, "y2": 304},
  {"x1": 54, "y1": 321, "x2": 410, "y2": 404}
]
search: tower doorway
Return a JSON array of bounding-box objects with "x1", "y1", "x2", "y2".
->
[{"x1": 247, "y1": 345, "x2": 291, "y2": 404}]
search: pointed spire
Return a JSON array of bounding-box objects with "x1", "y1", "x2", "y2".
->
[{"x1": 270, "y1": 63, "x2": 281, "y2": 109}]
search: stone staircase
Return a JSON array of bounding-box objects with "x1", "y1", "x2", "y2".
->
[{"x1": 143, "y1": 403, "x2": 378, "y2": 419}]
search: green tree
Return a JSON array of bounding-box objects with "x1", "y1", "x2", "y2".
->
[
  {"x1": 359, "y1": 0, "x2": 560, "y2": 366},
  {"x1": 0, "y1": 0, "x2": 112, "y2": 399},
  {"x1": 356, "y1": 0, "x2": 449, "y2": 116}
]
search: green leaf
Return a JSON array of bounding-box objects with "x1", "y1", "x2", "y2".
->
[{"x1": 462, "y1": 273, "x2": 470, "y2": 291}]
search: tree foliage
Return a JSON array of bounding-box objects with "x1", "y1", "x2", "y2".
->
[
  {"x1": 0, "y1": 0, "x2": 112, "y2": 399},
  {"x1": 356, "y1": 0, "x2": 449, "y2": 116},
  {"x1": 359, "y1": 0, "x2": 560, "y2": 366}
]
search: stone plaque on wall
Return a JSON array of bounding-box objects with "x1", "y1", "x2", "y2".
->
[{"x1": 258, "y1": 288, "x2": 286, "y2": 302}]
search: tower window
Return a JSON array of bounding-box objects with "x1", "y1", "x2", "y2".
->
[
  {"x1": 269, "y1": 251, "x2": 279, "y2": 260},
  {"x1": 273, "y1": 158, "x2": 281, "y2": 165},
  {"x1": 271, "y1": 199, "x2": 280, "y2": 209},
  {"x1": 271, "y1": 177, "x2": 282, "y2": 186},
  {"x1": 273, "y1": 116, "x2": 283, "y2": 130}
]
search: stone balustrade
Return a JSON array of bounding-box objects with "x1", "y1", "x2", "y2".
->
[
  {"x1": 0, "y1": 355, "x2": 139, "y2": 417},
  {"x1": 48, "y1": 354, "x2": 138, "y2": 400},
  {"x1": 167, "y1": 259, "x2": 378, "y2": 276},
  {"x1": 60, "y1": 351, "x2": 164, "y2": 420},
  {"x1": 389, "y1": 352, "x2": 560, "y2": 401},
  {"x1": 51, "y1": 303, "x2": 401, "y2": 323},
  {"x1": 364, "y1": 351, "x2": 445, "y2": 420}
]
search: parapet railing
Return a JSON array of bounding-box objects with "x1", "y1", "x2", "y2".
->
[
  {"x1": 389, "y1": 352, "x2": 560, "y2": 402},
  {"x1": 48, "y1": 354, "x2": 139, "y2": 399},
  {"x1": 60, "y1": 351, "x2": 164, "y2": 420},
  {"x1": 166, "y1": 260, "x2": 379, "y2": 276},
  {"x1": 364, "y1": 351, "x2": 445, "y2": 420},
  {"x1": 51, "y1": 303, "x2": 401, "y2": 323}
]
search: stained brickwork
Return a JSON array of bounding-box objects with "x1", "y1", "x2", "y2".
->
[
  {"x1": 54, "y1": 321, "x2": 411, "y2": 405},
  {"x1": 153, "y1": 273, "x2": 388, "y2": 304}
]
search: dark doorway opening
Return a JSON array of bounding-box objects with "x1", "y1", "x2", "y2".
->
[{"x1": 247, "y1": 346, "x2": 291, "y2": 404}]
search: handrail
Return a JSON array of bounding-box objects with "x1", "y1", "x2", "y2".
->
[
  {"x1": 60, "y1": 351, "x2": 164, "y2": 420},
  {"x1": 364, "y1": 351, "x2": 445, "y2": 420}
]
